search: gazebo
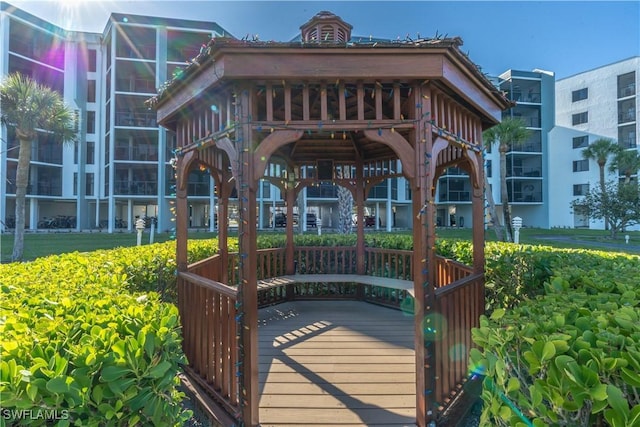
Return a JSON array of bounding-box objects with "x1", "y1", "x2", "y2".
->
[{"x1": 151, "y1": 11, "x2": 510, "y2": 427}]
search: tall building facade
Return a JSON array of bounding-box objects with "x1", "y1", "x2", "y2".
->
[
  {"x1": 549, "y1": 57, "x2": 639, "y2": 230},
  {"x1": 0, "y1": 3, "x2": 414, "y2": 234},
  {"x1": 493, "y1": 69, "x2": 555, "y2": 228},
  {"x1": 0, "y1": 3, "x2": 229, "y2": 233},
  {"x1": 1, "y1": 2, "x2": 636, "y2": 234},
  {"x1": 442, "y1": 68, "x2": 555, "y2": 229}
]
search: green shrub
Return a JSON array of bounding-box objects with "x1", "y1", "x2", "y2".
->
[
  {"x1": 0, "y1": 244, "x2": 207, "y2": 426},
  {"x1": 471, "y1": 251, "x2": 640, "y2": 426}
]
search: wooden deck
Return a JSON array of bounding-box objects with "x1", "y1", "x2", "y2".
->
[{"x1": 258, "y1": 300, "x2": 416, "y2": 426}]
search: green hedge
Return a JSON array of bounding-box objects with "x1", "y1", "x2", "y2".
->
[
  {"x1": 3, "y1": 234, "x2": 638, "y2": 426},
  {"x1": 0, "y1": 239, "x2": 222, "y2": 426},
  {"x1": 471, "y1": 249, "x2": 640, "y2": 426}
]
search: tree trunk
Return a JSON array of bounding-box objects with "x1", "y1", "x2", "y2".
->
[
  {"x1": 484, "y1": 174, "x2": 504, "y2": 241},
  {"x1": 12, "y1": 136, "x2": 33, "y2": 262},
  {"x1": 598, "y1": 163, "x2": 609, "y2": 230},
  {"x1": 499, "y1": 147, "x2": 513, "y2": 242},
  {"x1": 336, "y1": 166, "x2": 353, "y2": 234}
]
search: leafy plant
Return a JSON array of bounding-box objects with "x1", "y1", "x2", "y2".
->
[
  {"x1": 0, "y1": 242, "x2": 219, "y2": 426},
  {"x1": 471, "y1": 251, "x2": 640, "y2": 426}
]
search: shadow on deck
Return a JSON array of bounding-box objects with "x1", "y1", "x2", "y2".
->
[{"x1": 258, "y1": 300, "x2": 416, "y2": 426}]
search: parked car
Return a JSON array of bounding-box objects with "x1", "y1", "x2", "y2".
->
[
  {"x1": 274, "y1": 213, "x2": 287, "y2": 227},
  {"x1": 306, "y1": 213, "x2": 317, "y2": 228},
  {"x1": 352, "y1": 214, "x2": 376, "y2": 227}
]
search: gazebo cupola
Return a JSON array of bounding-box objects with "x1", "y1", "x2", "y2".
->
[{"x1": 300, "y1": 10, "x2": 352, "y2": 42}]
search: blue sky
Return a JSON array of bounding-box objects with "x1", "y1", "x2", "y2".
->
[{"x1": 7, "y1": 1, "x2": 640, "y2": 79}]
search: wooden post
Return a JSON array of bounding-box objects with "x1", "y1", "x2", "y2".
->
[
  {"x1": 471, "y1": 152, "x2": 485, "y2": 276},
  {"x1": 412, "y1": 83, "x2": 436, "y2": 427},
  {"x1": 236, "y1": 87, "x2": 259, "y2": 426},
  {"x1": 355, "y1": 160, "x2": 365, "y2": 298},
  {"x1": 285, "y1": 187, "x2": 296, "y2": 274},
  {"x1": 218, "y1": 190, "x2": 230, "y2": 284},
  {"x1": 176, "y1": 150, "x2": 196, "y2": 273},
  {"x1": 176, "y1": 185, "x2": 189, "y2": 272}
]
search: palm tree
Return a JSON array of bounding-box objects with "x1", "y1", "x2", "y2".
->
[
  {"x1": 483, "y1": 117, "x2": 529, "y2": 242},
  {"x1": 582, "y1": 138, "x2": 618, "y2": 229},
  {"x1": 609, "y1": 148, "x2": 640, "y2": 184},
  {"x1": 335, "y1": 165, "x2": 353, "y2": 234},
  {"x1": 0, "y1": 73, "x2": 77, "y2": 261}
]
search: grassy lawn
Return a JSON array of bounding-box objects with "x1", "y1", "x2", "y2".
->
[
  {"x1": 0, "y1": 229, "x2": 213, "y2": 263},
  {"x1": 2, "y1": 227, "x2": 639, "y2": 262}
]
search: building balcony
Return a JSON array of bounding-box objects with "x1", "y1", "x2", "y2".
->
[
  {"x1": 438, "y1": 191, "x2": 471, "y2": 202},
  {"x1": 619, "y1": 138, "x2": 637, "y2": 150},
  {"x1": 115, "y1": 45, "x2": 156, "y2": 61},
  {"x1": 507, "y1": 167, "x2": 542, "y2": 178},
  {"x1": 509, "y1": 142, "x2": 542, "y2": 152},
  {"x1": 188, "y1": 182, "x2": 210, "y2": 197},
  {"x1": 618, "y1": 84, "x2": 636, "y2": 99},
  {"x1": 512, "y1": 92, "x2": 541, "y2": 103},
  {"x1": 113, "y1": 181, "x2": 158, "y2": 196},
  {"x1": 307, "y1": 184, "x2": 339, "y2": 199},
  {"x1": 5, "y1": 182, "x2": 62, "y2": 197},
  {"x1": 618, "y1": 110, "x2": 637, "y2": 124},
  {"x1": 511, "y1": 191, "x2": 542, "y2": 203},
  {"x1": 116, "y1": 78, "x2": 156, "y2": 94},
  {"x1": 115, "y1": 111, "x2": 158, "y2": 127},
  {"x1": 114, "y1": 146, "x2": 159, "y2": 162}
]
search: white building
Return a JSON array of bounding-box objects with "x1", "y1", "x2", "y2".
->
[
  {"x1": 1, "y1": 0, "x2": 637, "y2": 234},
  {"x1": 0, "y1": 2, "x2": 230, "y2": 233},
  {"x1": 549, "y1": 57, "x2": 639, "y2": 229}
]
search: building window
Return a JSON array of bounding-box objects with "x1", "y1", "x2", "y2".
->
[
  {"x1": 261, "y1": 180, "x2": 271, "y2": 198},
  {"x1": 87, "y1": 141, "x2": 95, "y2": 164},
  {"x1": 572, "y1": 88, "x2": 588, "y2": 102},
  {"x1": 87, "y1": 80, "x2": 96, "y2": 103},
  {"x1": 573, "y1": 159, "x2": 589, "y2": 172},
  {"x1": 618, "y1": 72, "x2": 636, "y2": 98},
  {"x1": 88, "y1": 49, "x2": 97, "y2": 72},
  {"x1": 572, "y1": 112, "x2": 588, "y2": 125},
  {"x1": 86, "y1": 172, "x2": 94, "y2": 196},
  {"x1": 573, "y1": 184, "x2": 589, "y2": 196},
  {"x1": 486, "y1": 160, "x2": 492, "y2": 178},
  {"x1": 86, "y1": 111, "x2": 96, "y2": 134},
  {"x1": 572, "y1": 135, "x2": 589, "y2": 149},
  {"x1": 619, "y1": 125, "x2": 636, "y2": 149}
]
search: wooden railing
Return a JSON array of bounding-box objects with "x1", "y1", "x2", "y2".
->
[
  {"x1": 187, "y1": 253, "x2": 224, "y2": 279},
  {"x1": 435, "y1": 257, "x2": 473, "y2": 288},
  {"x1": 185, "y1": 248, "x2": 474, "y2": 310},
  {"x1": 294, "y1": 246, "x2": 357, "y2": 274},
  {"x1": 179, "y1": 246, "x2": 483, "y2": 424},
  {"x1": 363, "y1": 247, "x2": 412, "y2": 308},
  {"x1": 433, "y1": 272, "x2": 484, "y2": 411},
  {"x1": 177, "y1": 268, "x2": 240, "y2": 422},
  {"x1": 365, "y1": 247, "x2": 413, "y2": 279}
]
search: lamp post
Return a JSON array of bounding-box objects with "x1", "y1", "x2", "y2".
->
[
  {"x1": 512, "y1": 216, "x2": 522, "y2": 244},
  {"x1": 135, "y1": 218, "x2": 145, "y2": 246}
]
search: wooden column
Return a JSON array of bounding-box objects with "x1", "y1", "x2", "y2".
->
[
  {"x1": 236, "y1": 87, "x2": 259, "y2": 426},
  {"x1": 472, "y1": 128, "x2": 486, "y2": 276},
  {"x1": 355, "y1": 160, "x2": 366, "y2": 288},
  {"x1": 176, "y1": 150, "x2": 196, "y2": 272},
  {"x1": 412, "y1": 83, "x2": 436, "y2": 427},
  {"x1": 285, "y1": 187, "x2": 296, "y2": 275},
  {"x1": 217, "y1": 176, "x2": 232, "y2": 284},
  {"x1": 176, "y1": 185, "x2": 189, "y2": 272}
]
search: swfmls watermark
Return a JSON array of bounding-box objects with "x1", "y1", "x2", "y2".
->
[{"x1": 1, "y1": 408, "x2": 70, "y2": 422}]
